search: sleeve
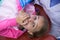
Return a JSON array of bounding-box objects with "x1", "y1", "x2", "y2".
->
[
  {"x1": 0, "y1": 18, "x2": 26, "y2": 38},
  {"x1": 0, "y1": 25, "x2": 26, "y2": 38},
  {"x1": 0, "y1": 18, "x2": 17, "y2": 31}
]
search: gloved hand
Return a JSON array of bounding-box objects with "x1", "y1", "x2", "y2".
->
[{"x1": 19, "y1": 0, "x2": 33, "y2": 8}]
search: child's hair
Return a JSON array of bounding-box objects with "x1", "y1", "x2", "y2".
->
[{"x1": 28, "y1": 16, "x2": 49, "y2": 38}]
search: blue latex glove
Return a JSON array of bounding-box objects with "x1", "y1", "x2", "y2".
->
[
  {"x1": 19, "y1": 0, "x2": 33, "y2": 8},
  {"x1": 0, "y1": 0, "x2": 2, "y2": 6}
]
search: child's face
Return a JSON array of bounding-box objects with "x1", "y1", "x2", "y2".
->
[
  {"x1": 23, "y1": 15, "x2": 44, "y2": 33},
  {"x1": 16, "y1": 10, "x2": 44, "y2": 34}
]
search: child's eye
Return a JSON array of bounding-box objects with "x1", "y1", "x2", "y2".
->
[
  {"x1": 33, "y1": 22, "x2": 35, "y2": 27},
  {"x1": 34, "y1": 17, "x2": 37, "y2": 20}
]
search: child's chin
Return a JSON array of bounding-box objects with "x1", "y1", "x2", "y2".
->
[
  {"x1": 27, "y1": 31, "x2": 34, "y2": 38},
  {"x1": 27, "y1": 31, "x2": 33, "y2": 35}
]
